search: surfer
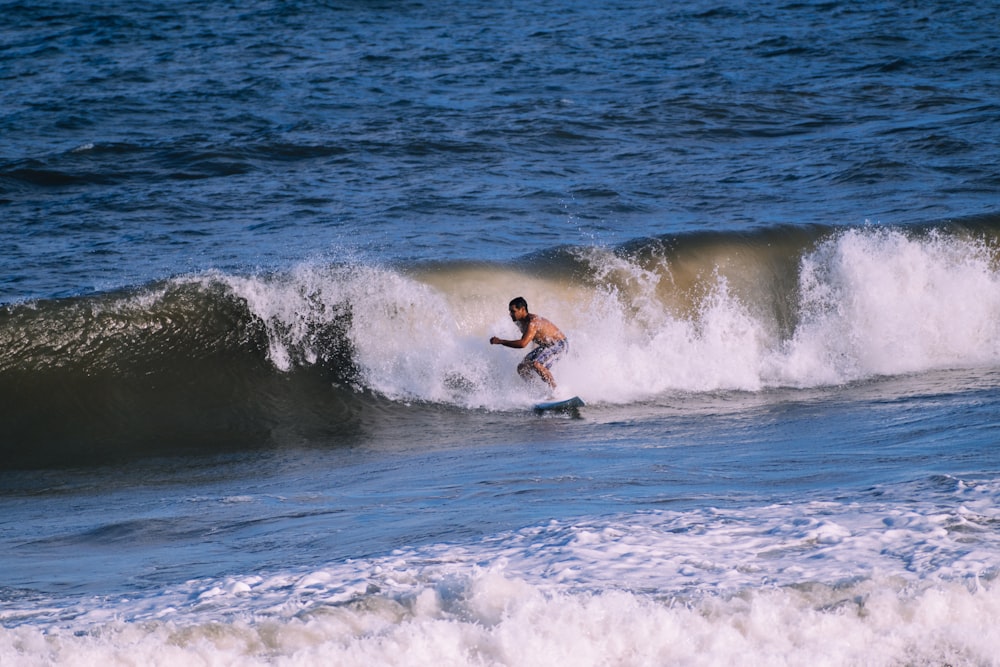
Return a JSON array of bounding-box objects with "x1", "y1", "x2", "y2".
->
[{"x1": 490, "y1": 296, "x2": 568, "y2": 390}]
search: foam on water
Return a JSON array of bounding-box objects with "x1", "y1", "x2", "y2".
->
[
  {"x1": 4, "y1": 475, "x2": 999, "y2": 665},
  {"x1": 4, "y1": 582, "x2": 1000, "y2": 666}
]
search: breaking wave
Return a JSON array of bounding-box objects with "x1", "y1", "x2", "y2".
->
[{"x1": 4, "y1": 217, "x2": 1000, "y2": 468}]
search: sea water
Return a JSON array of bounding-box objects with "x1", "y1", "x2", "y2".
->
[{"x1": 2, "y1": 0, "x2": 1000, "y2": 664}]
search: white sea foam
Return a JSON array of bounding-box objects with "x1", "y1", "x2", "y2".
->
[
  {"x1": 4, "y1": 579, "x2": 1000, "y2": 666},
  {"x1": 4, "y1": 477, "x2": 999, "y2": 666},
  {"x1": 779, "y1": 228, "x2": 1000, "y2": 385},
  {"x1": 213, "y1": 227, "x2": 1000, "y2": 409}
]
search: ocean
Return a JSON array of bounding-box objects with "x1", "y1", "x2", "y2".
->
[{"x1": 2, "y1": 0, "x2": 1000, "y2": 664}]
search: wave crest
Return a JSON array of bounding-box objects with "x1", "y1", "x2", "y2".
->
[{"x1": 4, "y1": 220, "x2": 1000, "y2": 467}]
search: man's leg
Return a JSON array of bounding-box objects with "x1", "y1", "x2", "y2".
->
[
  {"x1": 532, "y1": 360, "x2": 556, "y2": 388},
  {"x1": 518, "y1": 354, "x2": 555, "y2": 388}
]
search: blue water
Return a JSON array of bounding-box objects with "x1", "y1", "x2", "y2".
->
[{"x1": 2, "y1": 1, "x2": 1000, "y2": 664}]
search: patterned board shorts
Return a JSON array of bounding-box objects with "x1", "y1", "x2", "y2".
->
[{"x1": 524, "y1": 338, "x2": 568, "y2": 369}]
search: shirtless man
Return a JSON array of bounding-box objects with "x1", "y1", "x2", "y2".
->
[{"x1": 490, "y1": 296, "x2": 568, "y2": 389}]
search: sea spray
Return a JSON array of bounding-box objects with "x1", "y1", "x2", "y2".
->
[
  {"x1": 178, "y1": 226, "x2": 1000, "y2": 404},
  {"x1": 783, "y1": 227, "x2": 1000, "y2": 384}
]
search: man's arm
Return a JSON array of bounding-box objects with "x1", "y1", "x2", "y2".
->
[{"x1": 490, "y1": 318, "x2": 537, "y2": 348}]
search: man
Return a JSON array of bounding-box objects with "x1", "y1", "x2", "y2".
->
[{"x1": 490, "y1": 296, "x2": 568, "y2": 390}]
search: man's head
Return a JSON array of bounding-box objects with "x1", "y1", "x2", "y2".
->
[{"x1": 508, "y1": 296, "x2": 528, "y2": 321}]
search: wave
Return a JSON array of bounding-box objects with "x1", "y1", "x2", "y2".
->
[
  {"x1": 4, "y1": 217, "x2": 1000, "y2": 468},
  {"x1": 4, "y1": 571, "x2": 998, "y2": 666},
  {"x1": 5, "y1": 475, "x2": 1000, "y2": 664}
]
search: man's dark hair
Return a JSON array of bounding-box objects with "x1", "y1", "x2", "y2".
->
[{"x1": 509, "y1": 296, "x2": 528, "y2": 311}]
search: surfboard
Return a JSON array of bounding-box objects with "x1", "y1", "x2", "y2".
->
[{"x1": 533, "y1": 396, "x2": 585, "y2": 412}]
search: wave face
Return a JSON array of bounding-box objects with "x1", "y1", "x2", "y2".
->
[{"x1": 4, "y1": 219, "x2": 1000, "y2": 468}]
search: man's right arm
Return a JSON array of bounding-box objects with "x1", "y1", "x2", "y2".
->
[{"x1": 491, "y1": 319, "x2": 536, "y2": 348}]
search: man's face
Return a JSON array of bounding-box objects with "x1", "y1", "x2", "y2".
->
[{"x1": 509, "y1": 305, "x2": 527, "y2": 322}]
